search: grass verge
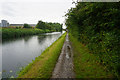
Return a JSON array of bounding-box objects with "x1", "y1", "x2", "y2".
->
[
  {"x1": 18, "y1": 32, "x2": 66, "y2": 78},
  {"x1": 69, "y1": 33, "x2": 114, "y2": 78}
]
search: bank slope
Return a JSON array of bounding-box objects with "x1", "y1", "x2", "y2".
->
[{"x1": 18, "y1": 33, "x2": 66, "y2": 78}]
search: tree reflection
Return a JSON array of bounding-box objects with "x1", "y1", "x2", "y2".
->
[{"x1": 23, "y1": 36, "x2": 32, "y2": 42}]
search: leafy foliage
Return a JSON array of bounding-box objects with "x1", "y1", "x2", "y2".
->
[
  {"x1": 65, "y1": 2, "x2": 120, "y2": 78},
  {"x1": 36, "y1": 20, "x2": 62, "y2": 32},
  {"x1": 69, "y1": 33, "x2": 113, "y2": 78},
  {"x1": 23, "y1": 23, "x2": 32, "y2": 28}
]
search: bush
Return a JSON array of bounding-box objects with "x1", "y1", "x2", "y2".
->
[
  {"x1": 23, "y1": 24, "x2": 32, "y2": 28},
  {"x1": 65, "y1": 2, "x2": 120, "y2": 78}
]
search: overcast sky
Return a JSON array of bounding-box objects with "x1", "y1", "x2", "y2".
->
[{"x1": 0, "y1": 0, "x2": 76, "y2": 28}]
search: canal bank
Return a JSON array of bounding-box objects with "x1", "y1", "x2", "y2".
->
[
  {"x1": 2, "y1": 28, "x2": 50, "y2": 40},
  {"x1": 18, "y1": 33, "x2": 66, "y2": 78},
  {"x1": 2, "y1": 32, "x2": 65, "y2": 78}
]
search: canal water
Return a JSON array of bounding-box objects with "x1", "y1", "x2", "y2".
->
[{"x1": 1, "y1": 32, "x2": 64, "y2": 78}]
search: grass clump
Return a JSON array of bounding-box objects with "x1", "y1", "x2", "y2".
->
[
  {"x1": 69, "y1": 33, "x2": 114, "y2": 78},
  {"x1": 18, "y1": 32, "x2": 66, "y2": 78}
]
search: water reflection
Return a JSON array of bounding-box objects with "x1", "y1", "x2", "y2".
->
[
  {"x1": 1, "y1": 32, "x2": 64, "y2": 78},
  {"x1": 38, "y1": 35, "x2": 47, "y2": 43},
  {"x1": 2, "y1": 37, "x2": 24, "y2": 45},
  {"x1": 23, "y1": 36, "x2": 32, "y2": 42}
]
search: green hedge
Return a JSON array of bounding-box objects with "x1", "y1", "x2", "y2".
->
[{"x1": 65, "y1": 2, "x2": 120, "y2": 78}]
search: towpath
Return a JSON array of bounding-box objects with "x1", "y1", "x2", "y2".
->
[{"x1": 52, "y1": 33, "x2": 75, "y2": 78}]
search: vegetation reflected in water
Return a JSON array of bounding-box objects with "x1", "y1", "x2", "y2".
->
[{"x1": 1, "y1": 32, "x2": 64, "y2": 78}]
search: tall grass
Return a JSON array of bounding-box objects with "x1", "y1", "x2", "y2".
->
[
  {"x1": 69, "y1": 33, "x2": 114, "y2": 78},
  {"x1": 2, "y1": 28, "x2": 51, "y2": 39},
  {"x1": 18, "y1": 33, "x2": 66, "y2": 78}
]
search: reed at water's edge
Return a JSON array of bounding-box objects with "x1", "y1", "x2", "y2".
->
[{"x1": 2, "y1": 28, "x2": 53, "y2": 39}]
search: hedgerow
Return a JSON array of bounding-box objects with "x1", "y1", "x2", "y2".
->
[{"x1": 65, "y1": 2, "x2": 120, "y2": 78}]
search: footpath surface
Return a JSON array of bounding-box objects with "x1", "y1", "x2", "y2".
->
[{"x1": 52, "y1": 33, "x2": 75, "y2": 78}]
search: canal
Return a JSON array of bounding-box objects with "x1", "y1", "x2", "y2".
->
[{"x1": 1, "y1": 32, "x2": 64, "y2": 78}]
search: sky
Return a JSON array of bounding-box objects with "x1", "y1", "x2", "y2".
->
[{"x1": 0, "y1": 0, "x2": 77, "y2": 28}]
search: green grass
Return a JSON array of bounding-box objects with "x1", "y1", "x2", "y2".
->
[
  {"x1": 18, "y1": 32, "x2": 66, "y2": 78},
  {"x1": 69, "y1": 33, "x2": 114, "y2": 78},
  {"x1": 2, "y1": 28, "x2": 51, "y2": 39}
]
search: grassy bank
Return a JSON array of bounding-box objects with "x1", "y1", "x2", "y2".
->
[
  {"x1": 18, "y1": 32, "x2": 66, "y2": 78},
  {"x1": 2, "y1": 28, "x2": 51, "y2": 39},
  {"x1": 69, "y1": 33, "x2": 114, "y2": 78}
]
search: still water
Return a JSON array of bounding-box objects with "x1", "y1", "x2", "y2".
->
[{"x1": 1, "y1": 32, "x2": 64, "y2": 78}]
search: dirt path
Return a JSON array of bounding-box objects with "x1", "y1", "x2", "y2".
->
[{"x1": 52, "y1": 33, "x2": 75, "y2": 78}]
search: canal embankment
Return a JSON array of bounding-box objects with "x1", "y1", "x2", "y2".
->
[
  {"x1": 2, "y1": 32, "x2": 64, "y2": 78},
  {"x1": 18, "y1": 33, "x2": 66, "y2": 78}
]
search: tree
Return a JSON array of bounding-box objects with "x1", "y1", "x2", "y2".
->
[
  {"x1": 36, "y1": 20, "x2": 46, "y2": 30},
  {"x1": 36, "y1": 20, "x2": 63, "y2": 32},
  {"x1": 23, "y1": 23, "x2": 32, "y2": 28}
]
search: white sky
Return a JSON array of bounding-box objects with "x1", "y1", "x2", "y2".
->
[{"x1": 0, "y1": 0, "x2": 77, "y2": 28}]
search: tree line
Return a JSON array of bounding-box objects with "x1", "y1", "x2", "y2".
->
[
  {"x1": 2, "y1": 20, "x2": 62, "y2": 39},
  {"x1": 65, "y1": 2, "x2": 120, "y2": 78},
  {"x1": 23, "y1": 20, "x2": 62, "y2": 32}
]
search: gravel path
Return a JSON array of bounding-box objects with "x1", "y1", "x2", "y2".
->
[{"x1": 52, "y1": 33, "x2": 75, "y2": 78}]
